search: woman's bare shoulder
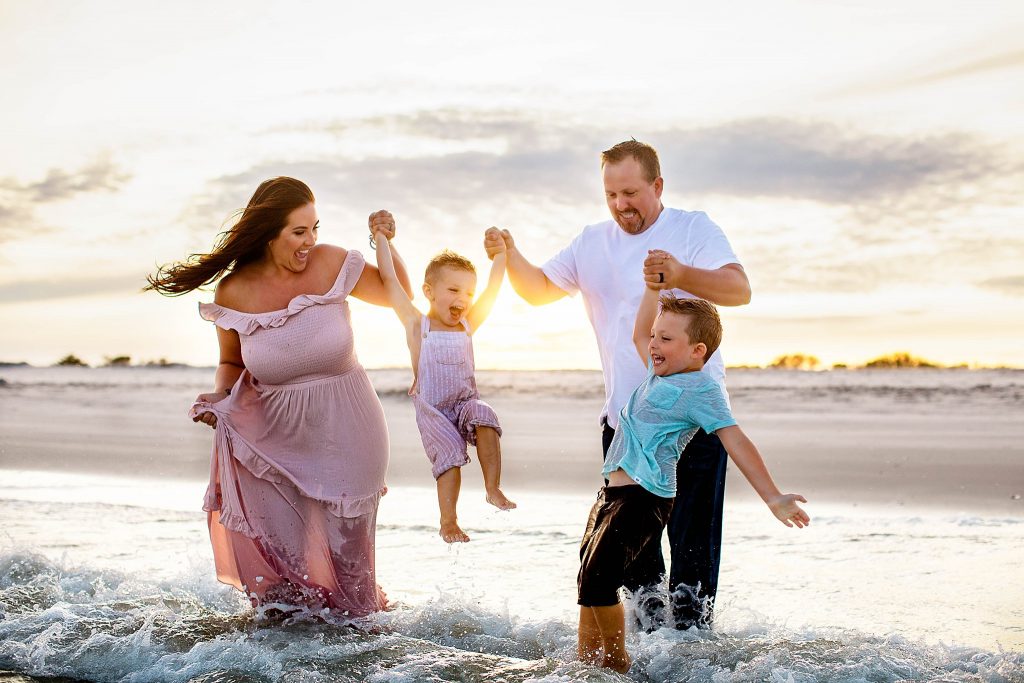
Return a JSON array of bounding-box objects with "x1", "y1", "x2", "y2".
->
[
  {"x1": 310, "y1": 243, "x2": 349, "y2": 278},
  {"x1": 213, "y1": 270, "x2": 249, "y2": 308},
  {"x1": 312, "y1": 243, "x2": 347, "y2": 263}
]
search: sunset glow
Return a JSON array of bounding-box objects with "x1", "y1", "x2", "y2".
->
[{"x1": 1, "y1": 1, "x2": 1021, "y2": 370}]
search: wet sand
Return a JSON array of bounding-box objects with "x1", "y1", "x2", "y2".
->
[{"x1": 2, "y1": 381, "x2": 1022, "y2": 516}]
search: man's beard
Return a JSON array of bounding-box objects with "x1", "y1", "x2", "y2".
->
[{"x1": 615, "y1": 210, "x2": 647, "y2": 234}]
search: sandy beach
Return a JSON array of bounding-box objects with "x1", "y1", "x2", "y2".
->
[{"x1": 2, "y1": 366, "x2": 1021, "y2": 514}]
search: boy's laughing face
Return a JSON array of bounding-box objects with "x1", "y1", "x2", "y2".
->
[{"x1": 649, "y1": 311, "x2": 706, "y2": 376}]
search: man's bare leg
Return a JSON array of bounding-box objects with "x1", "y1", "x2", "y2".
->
[
  {"x1": 436, "y1": 467, "x2": 469, "y2": 543},
  {"x1": 476, "y1": 426, "x2": 516, "y2": 510}
]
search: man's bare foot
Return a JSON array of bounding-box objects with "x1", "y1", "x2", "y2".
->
[
  {"x1": 603, "y1": 652, "x2": 632, "y2": 674},
  {"x1": 440, "y1": 521, "x2": 470, "y2": 543},
  {"x1": 485, "y1": 489, "x2": 517, "y2": 510}
]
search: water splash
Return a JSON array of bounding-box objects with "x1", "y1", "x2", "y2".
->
[{"x1": 1, "y1": 552, "x2": 1022, "y2": 682}]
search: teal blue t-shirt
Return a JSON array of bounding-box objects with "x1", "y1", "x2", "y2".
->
[{"x1": 601, "y1": 365, "x2": 736, "y2": 498}]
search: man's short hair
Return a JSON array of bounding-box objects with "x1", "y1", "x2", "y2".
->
[
  {"x1": 601, "y1": 139, "x2": 661, "y2": 183},
  {"x1": 425, "y1": 249, "x2": 476, "y2": 284},
  {"x1": 659, "y1": 296, "x2": 723, "y2": 362}
]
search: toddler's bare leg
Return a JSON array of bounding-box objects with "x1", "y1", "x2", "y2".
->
[
  {"x1": 476, "y1": 426, "x2": 516, "y2": 510},
  {"x1": 436, "y1": 467, "x2": 469, "y2": 543}
]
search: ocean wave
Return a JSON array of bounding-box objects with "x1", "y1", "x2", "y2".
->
[
  {"x1": 2, "y1": 366, "x2": 1022, "y2": 409},
  {"x1": 1, "y1": 552, "x2": 1021, "y2": 683}
]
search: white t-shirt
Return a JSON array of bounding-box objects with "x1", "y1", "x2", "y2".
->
[{"x1": 542, "y1": 207, "x2": 741, "y2": 429}]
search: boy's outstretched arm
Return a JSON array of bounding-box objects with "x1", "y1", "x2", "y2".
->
[
  {"x1": 632, "y1": 282, "x2": 661, "y2": 364},
  {"x1": 467, "y1": 228, "x2": 506, "y2": 333},
  {"x1": 716, "y1": 425, "x2": 810, "y2": 528},
  {"x1": 373, "y1": 227, "x2": 422, "y2": 330}
]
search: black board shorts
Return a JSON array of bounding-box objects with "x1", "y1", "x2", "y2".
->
[{"x1": 577, "y1": 484, "x2": 674, "y2": 607}]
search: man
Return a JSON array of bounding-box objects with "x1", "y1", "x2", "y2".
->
[{"x1": 484, "y1": 139, "x2": 750, "y2": 629}]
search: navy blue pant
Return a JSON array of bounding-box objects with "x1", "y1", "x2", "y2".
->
[{"x1": 602, "y1": 422, "x2": 728, "y2": 629}]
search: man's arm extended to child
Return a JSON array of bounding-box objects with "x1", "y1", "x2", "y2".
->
[
  {"x1": 716, "y1": 425, "x2": 810, "y2": 528},
  {"x1": 467, "y1": 227, "x2": 506, "y2": 333},
  {"x1": 632, "y1": 284, "x2": 661, "y2": 364}
]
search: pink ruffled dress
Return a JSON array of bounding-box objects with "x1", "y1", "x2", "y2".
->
[{"x1": 189, "y1": 250, "x2": 388, "y2": 618}]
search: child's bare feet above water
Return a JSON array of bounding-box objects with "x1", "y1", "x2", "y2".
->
[
  {"x1": 440, "y1": 519, "x2": 470, "y2": 543},
  {"x1": 486, "y1": 488, "x2": 517, "y2": 511}
]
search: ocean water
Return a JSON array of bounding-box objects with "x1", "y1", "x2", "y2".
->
[
  {"x1": 2, "y1": 364, "x2": 1023, "y2": 408},
  {"x1": 1, "y1": 472, "x2": 1022, "y2": 682},
  {"x1": 1, "y1": 366, "x2": 1023, "y2": 681}
]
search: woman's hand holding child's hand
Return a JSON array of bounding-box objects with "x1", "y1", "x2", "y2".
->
[
  {"x1": 368, "y1": 210, "x2": 397, "y2": 242},
  {"x1": 767, "y1": 494, "x2": 810, "y2": 528}
]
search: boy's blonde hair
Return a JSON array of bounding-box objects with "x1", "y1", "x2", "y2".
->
[
  {"x1": 659, "y1": 296, "x2": 722, "y2": 362},
  {"x1": 425, "y1": 249, "x2": 476, "y2": 285}
]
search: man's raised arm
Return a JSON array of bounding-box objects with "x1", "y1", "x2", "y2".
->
[
  {"x1": 642, "y1": 254, "x2": 751, "y2": 307},
  {"x1": 484, "y1": 229, "x2": 568, "y2": 306}
]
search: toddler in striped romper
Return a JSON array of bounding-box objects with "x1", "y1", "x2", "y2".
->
[{"x1": 374, "y1": 224, "x2": 516, "y2": 543}]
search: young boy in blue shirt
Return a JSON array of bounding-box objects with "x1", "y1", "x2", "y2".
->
[{"x1": 577, "y1": 255, "x2": 810, "y2": 673}]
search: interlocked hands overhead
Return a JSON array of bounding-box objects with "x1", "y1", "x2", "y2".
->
[
  {"x1": 643, "y1": 249, "x2": 683, "y2": 290},
  {"x1": 484, "y1": 228, "x2": 513, "y2": 260},
  {"x1": 368, "y1": 210, "x2": 396, "y2": 247}
]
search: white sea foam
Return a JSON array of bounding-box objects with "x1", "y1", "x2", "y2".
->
[
  {"x1": 1, "y1": 479, "x2": 1023, "y2": 682},
  {"x1": 1, "y1": 549, "x2": 1022, "y2": 682}
]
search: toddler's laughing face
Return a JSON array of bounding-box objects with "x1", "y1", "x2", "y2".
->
[{"x1": 424, "y1": 267, "x2": 477, "y2": 327}]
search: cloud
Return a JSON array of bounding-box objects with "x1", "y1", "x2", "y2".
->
[
  {"x1": 653, "y1": 119, "x2": 1013, "y2": 205},
  {"x1": 23, "y1": 159, "x2": 131, "y2": 202},
  {"x1": 0, "y1": 159, "x2": 131, "y2": 243},
  {"x1": 0, "y1": 274, "x2": 144, "y2": 304},
  {"x1": 184, "y1": 108, "x2": 1020, "y2": 297},
  {"x1": 258, "y1": 109, "x2": 1018, "y2": 209},
  {"x1": 835, "y1": 48, "x2": 1024, "y2": 96},
  {"x1": 977, "y1": 276, "x2": 1024, "y2": 297}
]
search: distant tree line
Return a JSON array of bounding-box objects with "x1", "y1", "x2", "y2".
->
[
  {"x1": 53, "y1": 354, "x2": 178, "y2": 368},
  {"x1": 767, "y1": 351, "x2": 951, "y2": 370}
]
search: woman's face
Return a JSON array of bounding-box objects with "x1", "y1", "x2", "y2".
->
[{"x1": 267, "y1": 203, "x2": 318, "y2": 272}]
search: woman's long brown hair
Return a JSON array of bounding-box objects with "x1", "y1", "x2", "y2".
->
[{"x1": 145, "y1": 177, "x2": 315, "y2": 296}]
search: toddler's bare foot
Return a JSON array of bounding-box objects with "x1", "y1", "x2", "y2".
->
[
  {"x1": 486, "y1": 489, "x2": 517, "y2": 510},
  {"x1": 440, "y1": 521, "x2": 470, "y2": 543}
]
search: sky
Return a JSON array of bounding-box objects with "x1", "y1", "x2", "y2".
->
[{"x1": 1, "y1": 0, "x2": 1022, "y2": 370}]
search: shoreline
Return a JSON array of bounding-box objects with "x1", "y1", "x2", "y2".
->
[{"x1": 1, "y1": 393, "x2": 1021, "y2": 516}]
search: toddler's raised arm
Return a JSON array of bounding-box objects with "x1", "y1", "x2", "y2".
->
[{"x1": 372, "y1": 223, "x2": 421, "y2": 328}]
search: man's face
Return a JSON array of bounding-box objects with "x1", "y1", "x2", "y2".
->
[{"x1": 603, "y1": 157, "x2": 663, "y2": 235}]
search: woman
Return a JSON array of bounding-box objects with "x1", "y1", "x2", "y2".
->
[{"x1": 146, "y1": 177, "x2": 411, "y2": 617}]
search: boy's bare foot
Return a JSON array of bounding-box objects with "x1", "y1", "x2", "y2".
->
[
  {"x1": 485, "y1": 489, "x2": 517, "y2": 510},
  {"x1": 603, "y1": 652, "x2": 632, "y2": 674},
  {"x1": 440, "y1": 521, "x2": 470, "y2": 543}
]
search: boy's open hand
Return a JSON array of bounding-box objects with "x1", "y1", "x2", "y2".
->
[
  {"x1": 368, "y1": 210, "x2": 396, "y2": 241},
  {"x1": 768, "y1": 494, "x2": 810, "y2": 528}
]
